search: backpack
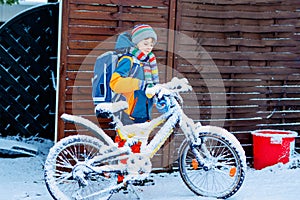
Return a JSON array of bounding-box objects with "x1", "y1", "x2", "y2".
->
[
  {"x1": 92, "y1": 51, "x2": 119, "y2": 105},
  {"x1": 92, "y1": 32, "x2": 135, "y2": 105}
]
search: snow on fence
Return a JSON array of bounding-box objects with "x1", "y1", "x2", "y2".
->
[{"x1": 56, "y1": 0, "x2": 300, "y2": 169}]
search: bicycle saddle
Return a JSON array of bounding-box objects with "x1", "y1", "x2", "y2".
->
[{"x1": 95, "y1": 101, "x2": 128, "y2": 118}]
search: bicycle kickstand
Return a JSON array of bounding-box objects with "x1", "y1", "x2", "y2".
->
[{"x1": 124, "y1": 182, "x2": 141, "y2": 200}]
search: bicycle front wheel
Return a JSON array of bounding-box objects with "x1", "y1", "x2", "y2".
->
[
  {"x1": 44, "y1": 135, "x2": 118, "y2": 200},
  {"x1": 179, "y1": 126, "x2": 246, "y2": 199}
]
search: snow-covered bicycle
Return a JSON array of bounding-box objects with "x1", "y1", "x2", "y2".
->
[{"x1": 44, "y1": 77, "x2": 246, "y2": 199}]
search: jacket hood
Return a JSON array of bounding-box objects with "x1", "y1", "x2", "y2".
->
[{"x1": 114, "y1": 32, "x2": 135, "y2": 50}]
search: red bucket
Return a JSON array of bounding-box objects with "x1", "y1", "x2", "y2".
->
[{"x1": 252, "y1": 129, "x2": 297, "y2": 170}]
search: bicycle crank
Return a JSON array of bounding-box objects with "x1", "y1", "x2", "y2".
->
[{"x1": 125, "y1": 154, "x2": 152, "y2": 181}]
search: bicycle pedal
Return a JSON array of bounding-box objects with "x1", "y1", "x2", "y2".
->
[
  {"x1": 132, "y1": 178, "x2": 155, "y2": 186},
  {"x1": 122, "y1": 188, "x2": 129, "y2": 194}
]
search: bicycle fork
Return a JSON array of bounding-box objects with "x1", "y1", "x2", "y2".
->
[{"x1": 190, "y1": 141, "x2": 214, "y2": 171}]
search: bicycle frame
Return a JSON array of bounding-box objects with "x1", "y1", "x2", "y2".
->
[{"x1": 62, "y1": 99, "x2": 194, "y2": 164}]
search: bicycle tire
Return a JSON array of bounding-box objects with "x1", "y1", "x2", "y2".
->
[
  {"x1": 178, "y1": 126, "x2": 246, "y2": 199},
  {"x1": 44, "y1": 135, "x2": 117, "y2": 200}
]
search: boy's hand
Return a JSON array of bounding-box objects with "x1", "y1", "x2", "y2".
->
[{"x1": 145, "y1": 85, "x2": 159, "y2": 98}]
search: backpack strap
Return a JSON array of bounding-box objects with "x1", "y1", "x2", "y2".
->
[
  {"x1": 117, "y1": 54, "x2": 141, "y2": 77},
  {"x1": 113, "y1": 54, "x2": 137, "y2": 102}
]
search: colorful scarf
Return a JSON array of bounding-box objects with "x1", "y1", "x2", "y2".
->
[{"x1": 129, "y1": 47, "x2": 159, "y2": 87}]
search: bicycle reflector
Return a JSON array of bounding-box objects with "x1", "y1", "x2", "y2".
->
[
  {"x1": 229, "y1": 167, "x2": 237, "y2": 177},
  {"x1": 192, "y1": 159, "x2": 198, "y2": 170}
]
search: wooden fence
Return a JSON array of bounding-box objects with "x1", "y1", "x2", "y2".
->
[{"x1": 57, "y1": 0, "x2": 300, "y2": 169}]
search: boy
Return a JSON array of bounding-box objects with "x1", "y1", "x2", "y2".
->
[{"x1": 110, "y1": 24, "x2": 159, "y2": 124}]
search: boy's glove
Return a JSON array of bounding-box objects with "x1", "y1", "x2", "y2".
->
[{"x1": 156, "y1": 97, "x2": 170, "y2": 113}]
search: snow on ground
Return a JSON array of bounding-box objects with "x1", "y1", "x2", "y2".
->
[{"x1": 1, "y1": 137, "x2": 300, "y2": 200}]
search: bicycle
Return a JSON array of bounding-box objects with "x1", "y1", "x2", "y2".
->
[{"x1": 44, "y1": 77, "x2": 246, "y2": 199}]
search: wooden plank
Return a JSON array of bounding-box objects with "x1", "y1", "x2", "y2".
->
[
  {"x1": 69, "y1": 18, "x2": 117, "y2": 28},
  {"x1": 69, "y1": 26, "x2": 119, "y2": 36},
  {"x1": 176, "y1": 64, "x2": 300, "y2": 75},
  {"x1": 70, "y1": 0, "x2": 169, "y2": 7},
  {"x1": 238, "y1": 66, "x2": 300, "y2": 75},
  {"x1": 70, "y1": 3, "x2": 118, "y2": 13},
  {"x1": 180, "y1": 0, "x2": 300, "y2": 6},
  {"x1": 257, "y1": 111, "x2": 300, "y2": 119},
  {"x1": 181, "y1": 2, "x2": 298, "y2": 12},
  {"x1": 179, "y1": 37, "x2": 298, "y2": 48},
  {"x1": 233, "y1": 73, "x2": 300, "y2": 81},
  {"x1": 178, "y1": 51, "x2": 298, "y2": 61},
  {"x1": 201, "y1": 17, "x2": 275, "y2": 26},
  {"x1": 69, "y1": 33, "x2": 115, "y2": 41},
  {"x1": 178, "y1": 37, "x2": 298, "y2": 49},
  {"x1": 165, "y1": 0, "x2": 177, "y2": 81},
  {"x1": 57, "y1": 0, "x2": 71, "y2": 140},
  {"x1": 122, "y1": 6, "x2": 168, "y2": 14},
  {"x1": 65, "y1": 101, "x2": 94, "y2": 111},
  {"x1": 180, "y1": 23, "x2": 297, "y2": 33},
  {"x1": 181, "y1": 9, "x2": 300, "y2": 19},
  {"x1": 69, "y1": 10, "x2": 168, "y2": 22}
]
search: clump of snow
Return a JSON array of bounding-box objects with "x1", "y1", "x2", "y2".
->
[
  {"x1": 95, "y1": 101, "x2": 128, "y2": 114},
  {"x1": 0, "y1": 137, "x2": 38, "y2": 156},
  {"x1": 251, "y1": 129, "x2": 298, "y2": 139},
  {"x1": 161, "y1": 77, "x2": 193, "y2": 93}
]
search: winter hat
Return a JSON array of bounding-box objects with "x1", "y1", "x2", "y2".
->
[{"x1": 131, "y1": 24, "x2": 157, "y2": 45}]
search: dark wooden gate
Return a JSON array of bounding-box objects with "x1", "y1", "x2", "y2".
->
[{"x1": 0, "y1": 3, "x2": 59, "y2": 139}]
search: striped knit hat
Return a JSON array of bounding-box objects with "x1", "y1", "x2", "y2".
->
[{"x1": 131, "y1": 24, "x2": 157, "y2": 45}]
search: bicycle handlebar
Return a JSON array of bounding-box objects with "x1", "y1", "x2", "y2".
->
[{"x1": 146, "y1": 77, "x2": 192, "y2": 99}]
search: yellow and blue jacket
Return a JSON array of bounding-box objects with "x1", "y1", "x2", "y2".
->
[{"x1": 110, "y1": 54, "x2": 154, "y2": 122}]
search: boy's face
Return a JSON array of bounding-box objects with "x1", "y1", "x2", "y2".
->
[{"x1": 137, "y1": 38, "x2": 154, "y2": 55}]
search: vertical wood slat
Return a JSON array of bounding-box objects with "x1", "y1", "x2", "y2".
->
[
  {"x1": 57, "y1": 0, "x2": 71, "y2": 141},
  {"x1": 163, "y1": 0, "x2": 178, "y2": 169},
  {"x1": 166, "y1": 0, "x2": 177, "y2": 80}
]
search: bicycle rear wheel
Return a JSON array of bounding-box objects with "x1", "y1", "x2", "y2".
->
[
  {"x1": 179, "y1": 126, "x2": 246, "y2": 199},
  {"x1": 44, "y1": 135, "x2": 118, "y2": 200}
]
